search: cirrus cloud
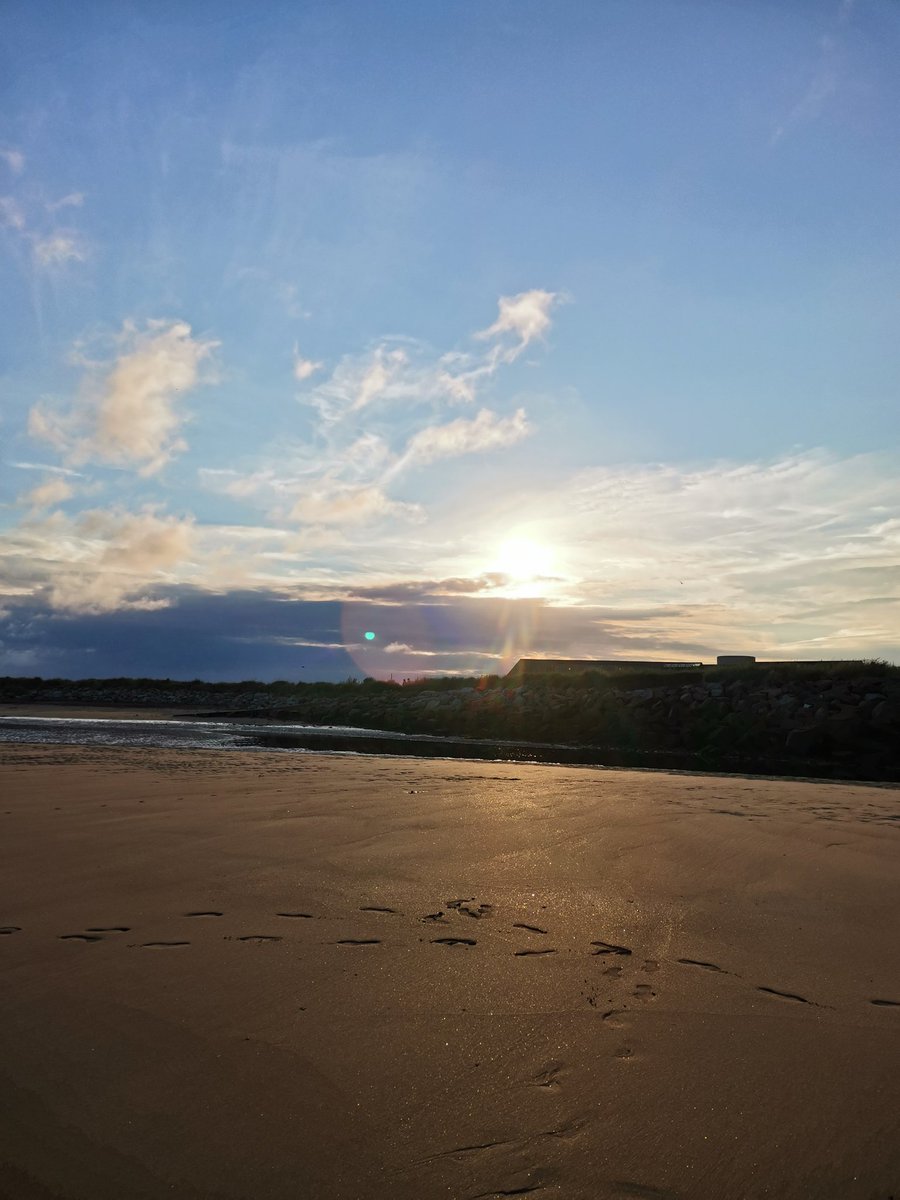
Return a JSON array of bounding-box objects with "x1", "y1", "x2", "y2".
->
[{"x1": 400, "y1": 407, "x2": 531, "y2": 468}]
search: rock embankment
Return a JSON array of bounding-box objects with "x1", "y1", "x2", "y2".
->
[{"x1": 3, "y1": 668, "x2": 898, "y2": 780}]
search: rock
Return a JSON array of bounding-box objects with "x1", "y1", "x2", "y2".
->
[{"x1": 785, "y1": 725, "x2": 829, "y2": 755}]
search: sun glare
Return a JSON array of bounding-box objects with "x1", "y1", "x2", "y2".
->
[{"x1": 495, "y1": 536, "x2": 554, "y2": 583}]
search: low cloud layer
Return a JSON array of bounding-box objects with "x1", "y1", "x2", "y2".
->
[
  {"x1": 2, "y1": 448, "x2": 898, "y2": 664},
  {"x1": 1, "y1": 508, "x2": 194, "y2": 614}
]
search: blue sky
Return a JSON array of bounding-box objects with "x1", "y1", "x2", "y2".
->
[{"x1": 1, "y1": 0, "x2": 898, "y2": 680}]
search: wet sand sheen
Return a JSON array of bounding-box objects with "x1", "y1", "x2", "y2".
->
[{"x1": 1, "y1": 743, "x2": 898, "y2": 1199}]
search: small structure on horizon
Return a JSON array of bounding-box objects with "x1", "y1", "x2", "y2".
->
[
  {"x1": 507, "y1": 658, "x2": 703, "y2": 678},
  {"x1": 716, "y1": 654, "x2": 756, "y2": 667}
]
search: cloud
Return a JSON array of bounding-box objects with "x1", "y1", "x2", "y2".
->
[
  {"x1": 3, "y1": 451, "x2": 898, "y2": 667},
  {"x1": 289, "y1": 484, "x2": 422, "y2": 526},
  {"x1": 0, "y1": 148, "x2": 24, "y2": 175},
  {"x1": 293, "y1": 348, "x2": 323, "y2": 381},
  {"x1": 306, "y1": 344, "x2": 416, "y2": 422},
  {"x1": 348, "y1": 573, "x2": 509, "y2": 602},
  {"x1": 0, "y1": 192, "x2": 90, "y2": 277},
  {"x1": 0, "y1": 196, "x2": 26, "y2": 230},
  {"x1": 0, "y1": 508, "x2": 195, "y2": 613},
  {"x1": 1, "y1": 191, "x2": 89, "y2": 268},
  {"x1": 20, "y1": 475, "x2": 74, "y2": 510},
  {"x1": 6, "y1": 461, "x2": 85, "y2": 477},
  {"x1": 771, "y1": 35, "x2": 839, "y2": 145},
  {"x1": 31, "y1": 232, "x2": 88, "y2": 266},
  {"x1": 475, "y1": 289, "x2": 560, "y2": 361},
  {"x1": 46, "y1": 192, "x2": 85, "y2": 212},
  {"x1": 400, "y1": 407, "x2": 530, "y2": 467},
  {"x1": 209, "y1": 288, "x2": 555, "y2": 536},
  {"x1": 29, "y1": 319, "x2": 218, "y2": 474},
  {"x1": 305, "y1": 289, "x2": 560, "y2": 426}
]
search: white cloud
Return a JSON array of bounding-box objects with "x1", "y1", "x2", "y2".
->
[
  {"x1": 482, "y1": 450, "x2": 900, "y2": 659},
  {"x1": 193, "y1": 287, "x2": 557, "y2": 544},
  {"x1": 771, "y1": 35, "x2": 839, "y2": 145},
  {"x1": 0, "y1": 148, "x2": 24, "y2": 175},
  {"x1": 293, "y1": 348, "x2": 323, "y2": 381},
  {"x1": 29, "y1": 319, "x2": 219, "y2": 474},
  {"x1": 46, "y1": 192, "x2": 85, "y2": 212},
  {"x1": 31, "y1": 232, "x2": 88, "y2": 266},
  {"x1": 289, "y1": 484, "x2": 422, "y2": 526},
  {"x1": 20, "y1": 476, "x2": 74, "y2": 510},
  {"x1": 475, "y1": 289, "x2": 560, "y2": 361},
  {"x1": 353, "y1": 349, "x2": 397, "y2": 409},
  {"x1": 400, "y1": 407, "x2": 531, "y2": 467},
  {"x1": 1, "y1": 192, "x2": 89, "y2": 270},
  {"x1": 0, "y1": 196, "x2": 26, "y2": 230},
  {"x1": 7, "y1": 461, "x2": 84, "y2": 477},
  {"x1": 0, "y1": 508, "x2": 195, "y2": 613}
]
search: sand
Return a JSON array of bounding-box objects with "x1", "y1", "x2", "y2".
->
[{"x1": 0, "y1": 743, "x2": 898, "y2": 1200}]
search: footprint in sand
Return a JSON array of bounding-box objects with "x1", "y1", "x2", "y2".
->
[
  {"x1": 185, "y1": 911, "x2": 223, "y2": 918},
  {"x1": 336, "y1": 938, "x2": 381, "y2": 946},
  {"x1": 228, "y1": 935, "x2": 282, "y2": 944},
  {"x1": 59, "y1": 933, "x2": 103, "y2": 943},
  {"x1": 276, "y1": 911, "x2": 313, "y2": 919},
  {"x1": 0, "y1": 926, "x2": 22, "y2": 936},
  {"x1": 513, "y1": 923, "x2": 548, "y2": 934},
  {"x1": 86, "y1": 926, "x2": 130, "y2": 933},
  {"x1": 591, "y1": 940, "x2": 632, "y2": 957},
  {"x1": 359, "y1": 906, "x2": 400, "y2": 914},
  {"x1": 515, "y1": 948, "x2": 557, "y2": 956},
  {"x1": 459, "y1": 903, "x2": 493, "y2": 920},
  {"x1": 677, "y1": 957, "x2": 724, "y2": 973},
  {"x1": 530, "y1": 1062, "x2": 563, "y2": 1089},
  {"x1": 869, "y1": 998, "x2": 900, "y2": 1007},
  {"x1": 422, "y1": 911, "x2": 447, "y2": 923},
  {"x1": 632, "y1": 983, "x2": 656, "y2": 1000},
  {"x1": 432, "y1": 937, "x2": 476, "y2": 947},
  {"x1": 757, "y1": 986, "x2": 809, "y2": 1004},
  {"x1": 140, "y1": 941, "x2": 190, "y2": 949}
]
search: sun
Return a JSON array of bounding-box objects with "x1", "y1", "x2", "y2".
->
[{"x1": 495, "y1": 536, "x2": 554, "y2": 583}]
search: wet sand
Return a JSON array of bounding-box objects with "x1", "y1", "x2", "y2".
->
[{"x1": 1, "y1": 743, "x2": 898, "y2": 1199}]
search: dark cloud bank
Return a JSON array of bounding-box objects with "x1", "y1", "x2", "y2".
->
[{"x1": 0, "y1": 587, "x2": 711, "y2": 682}]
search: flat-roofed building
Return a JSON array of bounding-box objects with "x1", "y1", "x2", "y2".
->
[{"x1": 506, "y1": 658, "x2": 704, "y2": 678}]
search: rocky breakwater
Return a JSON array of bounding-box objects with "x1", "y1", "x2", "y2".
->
[
  {"x1": 4, "y1": 667, "x2": 898, "y2": 780},
  {"x1": 216, "y1": 667, "x2": 900, "y2": 781}
]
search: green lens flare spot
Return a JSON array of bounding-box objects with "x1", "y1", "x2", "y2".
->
[{"x1": 364, "y1": 631, "x2": 376, "y2": 641}]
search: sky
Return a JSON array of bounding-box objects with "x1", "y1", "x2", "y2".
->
[{"x1": 1, "y1": 0, "x2": 899, "y2": 681}]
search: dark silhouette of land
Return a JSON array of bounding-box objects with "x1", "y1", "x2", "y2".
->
[{"x1": 3, "y1": 659, "x2": 899, "y2": 780}]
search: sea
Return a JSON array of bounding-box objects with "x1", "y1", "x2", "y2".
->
[
  {"x1": 0, "y1": 713, "x2": 837, "y2": 778},
  {"x1": 0, "y1": 713, "x2": 583, "y2": 765}
]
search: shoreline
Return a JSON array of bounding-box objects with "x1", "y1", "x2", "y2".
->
[{"x1": 2, "y1": 702, "x2": 898, "y2": 786}]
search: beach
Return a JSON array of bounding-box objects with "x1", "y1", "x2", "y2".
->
[{"x1": 1, "y1": 742, "x2": 898, "y2": 1200}]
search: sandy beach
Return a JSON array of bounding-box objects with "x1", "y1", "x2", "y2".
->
[{"x1": 1, "y1": 743, "x2": 898, "y2": 1199}]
